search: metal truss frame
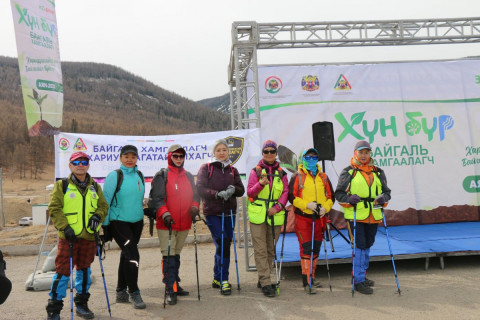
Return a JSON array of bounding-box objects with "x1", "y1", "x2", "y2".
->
[{"x1": 228, "y1": 17, "x2": 480, "y2": 271}]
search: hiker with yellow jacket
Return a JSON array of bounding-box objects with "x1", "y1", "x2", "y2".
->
[{"x1": 288, "y1": 147, "x2": 334, "y2": 294}]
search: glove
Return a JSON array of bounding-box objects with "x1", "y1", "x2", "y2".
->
[
  {"x1": 306, "y1": 202, "x2": 317, "y2": 211},
  {"x1": 225, "y1": 185, "x2": 236, "y2": 199},
  {"x1": 349, "y1": 194, "x2": 361, "y2": 205},
  {"x1": 101, "y1": 225, "x2": 113, "y2": 242},
  {"x1": 190, "y1": 207, "x2": 200, "y2": 221},
  {"x1": 216, "y1": 190, "x2": 228, "y2": 201},
  {"x1": 63, "y1": 226, "x2": 77, "y2": 243},
  {"x1": 163, "y1": 215, "x2": 174, "y2": 229},
  {"x1": 143, "y1": 207, "x2": 156, "y2": 219},
  {"x1": 375, "y1": 194, "x2": 386, "y2": 205},
  {"x1": 88, "y1": 214, "x2": 101, "y2": 231}
]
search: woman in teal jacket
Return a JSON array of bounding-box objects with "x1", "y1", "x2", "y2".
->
[{"x1": 103, "y1": 145, "x2": 146, "y2": 309}]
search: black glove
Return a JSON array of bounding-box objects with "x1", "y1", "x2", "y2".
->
[
  {"x1": 143, "y1": 207, "x2": 156, "y2": 219},
  {"x1": 349, "y1": 195, "x2": 361, "y2": 205},
  {"x1": 189, "y1": 207, "x2": 200, "y2": 222},
  {"x1": 88, "y1": 214, "x2": 101, "y2": 231},
  {"x1": 163, "y1": 215, "x2": 174, "y2": 229},
  {"x1": 101, "y1": 225, "x2": 113, "y2": 242},
  {"x1": 64, "y1": 226, "x2": 77, "y2": 243}
]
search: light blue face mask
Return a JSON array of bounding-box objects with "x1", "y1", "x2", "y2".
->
[{"x1": 302, "y1": 151, "x2": 318, "y2": 175}]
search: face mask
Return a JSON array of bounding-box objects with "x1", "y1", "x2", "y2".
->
[{"x1": 303, "y1": 158, "x2": 318, "y2": 175}]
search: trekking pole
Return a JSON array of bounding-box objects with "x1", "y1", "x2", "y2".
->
[
  {"x1": 94, "y1": 230, "x2": 112, "y2": 318},
  {"x1": 381, "y1": 208, "x2": 401, "y2": 295},
  {"x1": 164, "y1": 225, "x2": 173, "y2": 308},
  {"x1": 230, "y1": 208, "x2": 241, "y2": 291},
  {"x1": 309, "y1": 216, "x2": 316, "y2": 294},
  {"x1": 351, "y1": 205, "x2": 357, "y2": 297},
  {"x1": 326, "y1": 222, "x2": 335, "y2": 252},
  {"x1": 193, "y1": 219, "x2": 200, "y2": 300},
  {"x1": 220, "y1": 209, "x2": 225, "y2": 293},
  {"x1": 277, "y1": 209, "x2": 288, "y2": 295},
  {"x1": 270, "y1": 214, "x2": 280, "y2": 295},
  {"x1": 69, "y1": 243, "x2": 74, "y2": 320},
  {"x1": 323, "y1": 235, "x2": 332, "y2": 292}
]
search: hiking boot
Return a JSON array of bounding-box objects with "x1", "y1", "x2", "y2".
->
[
  {"x1": 116, "y1": 288, "x2": 129, "y2": 303},
  {"x1": 257, "y1": 281, "x2": 262, "y2": 289},
  {"x1": 166, "y1": 291, "x2": 177, "y2": 305},
  {"x1": 212, "y1": 279, "x2": 221, "y2": 288},
  {"x1": 262, "y1": 285, "x2": 275, "y2": 297},
  {"x1": 220, "y1": 281, "x2": 232, "y2": 295},
  {"x1": 129, "y1": 290, "x2": 146, "y2": 309},
  {"x1": 74, "y1": 293, "x2": 94, "y2": 319},
  {"x1": 177, "y1": 285, "x2": 190, "y2": 296},
  {"x1": 364, "y1": 278, "x2": 375, "y2": 287},
  {"x1": 304, "y1": 285, "x2": 317, "y2": 295},
  {"x1": 46, "y1": 299, "x2": 63, "y2": 320},
  {"x1": 355, "y1": 281, "x2": 374, "y2": 295},
  {"x1": 312, "y1": 279, "x2": 323, "y2": 288}
]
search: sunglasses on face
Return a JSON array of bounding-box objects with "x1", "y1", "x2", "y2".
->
[
  {"x1": 304, "y1": 155, "x2": 318, "y2": 161},
  {"x1": 263, "y1": 149, "x2": 277, "y2": 155},
  {"x1": 172, "y1": 154, "x2": 185, "y2": 159},
  {"x1": 71, "y1": 160, "x2": 89, "y2": 166}
]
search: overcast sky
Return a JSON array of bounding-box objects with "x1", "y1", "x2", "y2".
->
[{"x1": 1, "y1": 0, "x2": 480, "y2": 101}]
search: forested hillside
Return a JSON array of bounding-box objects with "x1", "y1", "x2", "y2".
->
[{"x1": 0, "y1": 56, "x2": 230, "y2": 178}]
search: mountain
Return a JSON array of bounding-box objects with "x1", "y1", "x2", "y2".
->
[
  {"x1": 0, "y1": 56, "x2": 230, "y2": 174},
  {"x1": 198, "y1": 92, "x2": 231, "y2": 113}
]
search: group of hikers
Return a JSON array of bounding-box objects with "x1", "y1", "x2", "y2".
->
[{"x1": 45, "y1": 138, "x2": 391, "y2": 320}]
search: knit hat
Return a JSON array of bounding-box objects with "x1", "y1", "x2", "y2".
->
[
  {"x1": 70, "y1": 152, "x2": 90, "y2": 161},
  {"x1": 212, "y1": 139, "x2": 229, "y2": 153},
  {"x1": 262, "y1": 140, "x2": 277, "y2": 151},
  {"x1": 120, "y1": 145, "x2": 138, "y2": 156},
  {"x1": 168, "y1": 144, "x2": 185, "y2": 154},
  {"x1": 354, "y1": 140, "x2": 371, "y2": 151}
]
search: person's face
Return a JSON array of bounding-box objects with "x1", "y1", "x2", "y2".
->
[
  {"x1": 357, "y1": 149, "x2": 371, "y2": 163},
  {"x1": 120, "y1": 152, "x2": 138, "y2": 168},
  {"x1": 214, "y1": 144, "x2": 229, "y2": 161},
  {"x1": 262, "y1": 148, "x2": 277, "y2": 163},
  {"x1": 69, "y1": 157, "x2": 90, "y2": 178},
  {"x1": 171, "y1": 152, "x2": 185, "y2": 167}
]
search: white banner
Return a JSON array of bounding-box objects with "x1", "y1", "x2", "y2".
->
[
  {"x1": 10, "y1": 0, "x2": 63, "y2": 136},
  {"x1": 252, "y1": 60, "x2": 480, "y2": 212},
  {"x1": 54, "y1": 129, "x2": 261, "y2": 194}
]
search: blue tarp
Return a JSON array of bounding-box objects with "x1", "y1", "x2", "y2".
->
[{"x1": 276, "y1": 221, "x2": 480, "y2": 263}]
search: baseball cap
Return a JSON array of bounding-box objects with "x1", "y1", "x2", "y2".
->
[
  {"x1": 354, "y1": 140, "x2": 372, "y2": 151},
  {"x1": 120, "y1": 145, "x2": 138, "y2": 156},
  {"x1": 70, "y1": 152, "x2": 90, "y2": 161},
  {"x1": 168, "y1": 144, "x2": 185, "y2": 154}
]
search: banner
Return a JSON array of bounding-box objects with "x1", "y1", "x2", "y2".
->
[
  {"x1": 251, "y1": 59, "x2": 480, "y2": 219},
  {"x1": 10, "y1": 0, "x2": 63, "y2": 136},
  {"x1": 54, "y1": 129, "x2": 261, "y2": 194}
]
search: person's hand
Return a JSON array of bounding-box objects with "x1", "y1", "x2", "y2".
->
[
  {"x1": 143, "y1": 208, "x2": 156, "y2": 219},
  {"x1": 375, "y1": 194, "x2": 386, "y2": 205},
  {"x1": 101, "y1": 225, "x2": 113, "y2": 242},
  {"x1": 88, "y1": 214, "x2": 101, "y2": 231},
  {"x1": 267, "y1": 206, "x2": 278, "y2": 216},
  {"x1": 163, "y1": 215, "x2": 174, "y2": 229},
  {"x1": 225, "y1": 185, "x2": 236, "y2": 199},
  {"x1": 306, "y1": 202, "x2": 317, "y2": 211},
  {"x1": 349, "y1": 195, "x2": 361, "y2": 205},
  {"x1": 216, "y1": 190, "x2": 227, "y2": 201},
  {"x1": 318, "y1": 207, "x2": 327, "y2": 217},
  {"x1": 64, "y1": 226, "x2": 77, "y2": 243},
  {"x1": 189, "y1": 207, "x2": 200, "y2": 222},
  {"x1": 259, "y1": 175, "x2": 268, "y2": 186}
]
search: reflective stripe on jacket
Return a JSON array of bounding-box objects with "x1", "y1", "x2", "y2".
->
[
  {"x1": 343, "y1": 169, "x2": 383, "y2": 221},
  {"x1": 247, "y1": 168, "x2": 285, "y2": 226},
  {"x1": 63, "y1": 182, "x2": 100, "y2": 235}
]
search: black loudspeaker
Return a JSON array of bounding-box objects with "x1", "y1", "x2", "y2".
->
[{"x1": 312, "y1": 121, "x2": 335, "y2": 161}]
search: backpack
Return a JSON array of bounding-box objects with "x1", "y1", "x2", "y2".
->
[
  {"x1": 248, "y1": 165, "x2": 286, "y2": 203},
  {"x1": 292, "y1": 169, "x2": 334, "y2": 202},
  {"x1": 110, "y1": 169, "x2": 145, "y2": 207},
  {"x1": 147, "y1": 168, "x2": 195, "y2": 210},
  {"x1": 61, "y1": 177, "x2": 99, "y2": 194}
]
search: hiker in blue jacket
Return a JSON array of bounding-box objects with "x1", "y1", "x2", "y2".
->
[{"x1": 102, "y1": 145, "x2": 146, "y2": 309}]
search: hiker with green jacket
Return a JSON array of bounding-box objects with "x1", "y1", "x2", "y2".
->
[{"x1": 46, "y1": 152, "x2": 108, "y2": 320}]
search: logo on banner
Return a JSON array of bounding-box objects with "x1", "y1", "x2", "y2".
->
[
  {"x1": 73, "y1": 138, "x2": 87, "y2": 151},
  {"x1": 301, "y1": 75, "x2": 319, "y2": 91},
  {"x1": 59, "y1": 138, "x2": 70, "y2": 151},
  {"x1": 226, "y1": 136, "x2": 244, "y2": 165},
  {"x1": 334, "y1": 74, "x2": 352, "y2": 90},
  {"x1": 265, "y1": 76, "x2": 282, "y2": 94}
]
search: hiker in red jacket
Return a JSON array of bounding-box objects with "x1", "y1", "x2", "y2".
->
[
  {"x1": 196, "y1": 139, "x2": 245, "y2": 295},
  {"x1": 149, "y1": 144, "x2": 200, "y2": 305}
]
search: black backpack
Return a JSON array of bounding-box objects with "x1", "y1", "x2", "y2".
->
[{"x1": 110, "y1": 169, "x2": 145, "y2": 207}]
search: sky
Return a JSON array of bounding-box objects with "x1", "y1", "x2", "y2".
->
[{"x1": 1, "y1": 0, "x2": 480, "y2": 101}]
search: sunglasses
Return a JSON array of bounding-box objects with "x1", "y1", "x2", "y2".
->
[
  {"x1": 263, "y1": 149, "x2": 277, "y2": 154},
  {"x1": 304, "y1": 155, "x2": 318, "y2": 161},
  {"x1": 71, "y1": 160, "x2": 89, "y2": 166},
  {"x1": 172, "y1": 154, "x2": 185, "y2": 159}
]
